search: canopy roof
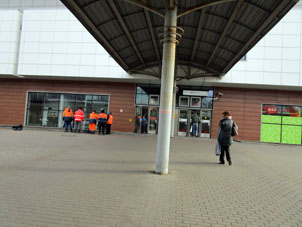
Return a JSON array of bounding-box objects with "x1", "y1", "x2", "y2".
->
[{"x1": 61, "y1": 0, "x2": 298, "y2": 79}]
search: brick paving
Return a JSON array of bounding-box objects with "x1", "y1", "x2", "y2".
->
[{"x1": 0, "y1": 128, "x2": 301, "y2": 227}]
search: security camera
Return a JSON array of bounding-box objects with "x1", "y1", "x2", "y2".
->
[{"x1": 213, "y1": 92, "x2": 224, "y2": 101}]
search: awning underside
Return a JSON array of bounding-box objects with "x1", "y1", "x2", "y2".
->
[{"x1": 62, "y1": 0, "x2": 298, "y2": 79}]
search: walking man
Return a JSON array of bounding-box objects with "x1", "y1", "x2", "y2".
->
[{"x1": 74, "y1": 107, "x2": 85, "y2": 132}]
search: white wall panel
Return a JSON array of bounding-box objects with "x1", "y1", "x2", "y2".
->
[
  {"x1": 283, "y1": 23, "x2": 301, "y2": 35},
  {"x1": 0, "y1": 0, "x2": 64, "y2": 9},
  {"x1": 264, "y1": 35, "x2": 283, "y2": 47},
  {"x1": 282, "y1": 60, "x2": 300, "y2": 73},
  {"x1": 281, "y1": 73, "x2": 300, "y2": 86},
  {"x1": 245, "y1": 71, "x2": 263, "y2": 84},
  {"x1": 230, "y1": 71, "x2": 245, "y2": 83},
  {"x1": 38, "y1": 53, "x2": 52, "y2": 64},
  {"x1": 0, "y1": 10, "x2": 22, "y2": 75},
  {"x1": 282, "y1": 35, "x2": 301, "y2": 47},
  {"x1": 36, "y1": 64, "x2": 51, "y2": 75},
  {"x1": 246, "y1": 46, "x2": 264, "y2": 59},
  {"x1": 264, "y1": 47, "x2": 282, "y2": 59},
  {"x1": 263, "y1": 59, "x2": 282, "y2": 72},
  {"x1": 94, "y1": 66, "x2": 108, "y2": 77},
  {"x1": 282, "y1": 47, "x2": 300, "y2": 60},
  {"x1": 18, "y1": 9, "x2": 126, "y2": 78},
  {"x1": 263, "y1": 72, "x2": 281, "y2": 85},
  {"x1": 246, "y1": 59, "x2": 264, "y2": 71},
  {"x1": 51, "y1": 64, "x2": 65, "y2": 76}
]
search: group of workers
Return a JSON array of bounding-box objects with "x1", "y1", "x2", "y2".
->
[{"x1": 62, "y1": 106, "x2": 113, "y2": 135}]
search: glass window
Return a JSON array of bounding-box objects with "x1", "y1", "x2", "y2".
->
[
  {"x1": 190, "y1": 97, "x2": 201, "y2": 108},
  {"x1": 149, "y1": 95, "x2": 159, "y2": 105},
  {"x1": 92, "y1": 95, "x2": 108, "y2": 113},
  {"x1": 136, "y1": 85, "x2": 149, "y2": 105},
  {"x1": 27, "y1": 92, "x2": 44, "y2": 126},
  {"x1": 136, "y1": 94, "x2": 149, "y2": 105},
  {"x1": 208, "y1": 90, "x2": 214, "y2": 97},
  {"x1": 179, "y1": 96, "x2": 189, "y2": 107},
  {"x1": 26, "y1": 92, "x2": 109, "y2": 129},
  {"x1": 62, "y1": 94, "x2": 76, "y2": 111},
  {"x1": 202, "y1": 97, "x2": 213, "y2": 109},
  {"x1": 43, "y1": 93, "x2": 60, "y2": 127}
]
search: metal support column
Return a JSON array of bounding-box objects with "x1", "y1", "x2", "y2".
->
[
  {"x1": 170, "y1": 80, "x2": 177, "y2": 138},
  {"x1": 155, "y1": 4, "x2": 177, "y2": 174}
]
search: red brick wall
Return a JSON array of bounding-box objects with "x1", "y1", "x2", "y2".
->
[
  {"x1": 212, "y1": 87, "x2": 302, "y2": 141},
  {"x1": 0, "y1": 78, "x2": 136, "y2": 132}
]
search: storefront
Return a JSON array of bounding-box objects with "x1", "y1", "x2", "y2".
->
[
  {"x1": 25, "y1": 91, "x2": 110, "y2": 130},
  {"x1": 261, "y1": 104, "x2": 302, "y2": 145},
  {"x1": 134, "y1": 84, "x2": 214, "y2": 137}
]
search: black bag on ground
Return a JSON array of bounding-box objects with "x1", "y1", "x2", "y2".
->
[{"x1": 12, "y1": 124, "x2": 23, "y2": 131}]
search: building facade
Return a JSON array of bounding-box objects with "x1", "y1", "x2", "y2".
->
[{"x1": 0, "y1": 0, "x2": 302, "y2": 144}]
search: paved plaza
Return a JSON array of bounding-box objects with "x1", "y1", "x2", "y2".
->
[{"x1": 0, "y1": 129, "x2": 301, "y2": 227}]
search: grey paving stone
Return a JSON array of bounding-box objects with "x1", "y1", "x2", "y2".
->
[{"x1": 0, "y1": 129, "x2": 301, "y2": 227}]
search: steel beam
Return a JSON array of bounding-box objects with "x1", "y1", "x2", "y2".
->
[
  {"x1": 121, "y1": 0, "x2": 165, "y2": 18},
  {"x1": 190, "y1": 9, "x2": 206, "y2": 61},
  {"x1": 207, "y1": 0, "x2": 244, "y2": 66},
  {"x1": 177, "y1": 0, "x2": 236, "y2": 18},
  {"x1": 108, "y1": 0, "x2": 145, "y2": 64},
  {"x1": 142, "y1": 0, "x2": 161, "y2": 60},
  {"x1": 223, "y1": 0, "x2": 293, "y2": 73}
]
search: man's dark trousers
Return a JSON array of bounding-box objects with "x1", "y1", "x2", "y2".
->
[{"x1": 99, "y1": 122, "x2": 106, "y2": 135}]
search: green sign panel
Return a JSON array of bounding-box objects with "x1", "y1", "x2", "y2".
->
[
  {"x1": 282, "y1": 116, "x2": 302, "y2": 125},
  {"x1": 262, "y1": 115, "x2": 281, "y2": 124},
  {"x1": 281, "y1": 125, "x2": 302, "y2": 145},
  {"x1": 261, "y1": 124, "x2": 281, "y2": 143}
]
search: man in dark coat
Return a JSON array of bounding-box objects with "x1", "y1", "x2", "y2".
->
[{"x1": 217, "y1": 111, "x2": 233, "y2": 166}]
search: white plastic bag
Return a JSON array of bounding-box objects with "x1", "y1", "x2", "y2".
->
[{"x1": 215, "y1": 144, "x2": 221, "y2": 156}]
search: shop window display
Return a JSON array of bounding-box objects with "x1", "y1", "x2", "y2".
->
[
  {"x1": 26, "y1": 92, "x2": 109, "y2": 129},
  {"x1": 261, "y1": 104, "x2": 302, "y2": 145}
]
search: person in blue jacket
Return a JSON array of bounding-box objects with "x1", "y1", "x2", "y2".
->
[{"x1": 141, "y1": 114, "x2": 147, "y2": 134}]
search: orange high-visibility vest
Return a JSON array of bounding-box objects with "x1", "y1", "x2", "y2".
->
[
  {"x1": 98, "y1": 113, "x2": 107, "y2": 123},
  {"x1": 89, "y1": 112, "x2": 98, "y2": 120},
  {"x1": 63, "y1": 108, "x2": 73, "y2": 117},
  {"x1": 107, "y1": 115, "x2": 113, "y2": 125},
  {"x1": 74, "y1": 109, "x2": 85, "y2": 122}
]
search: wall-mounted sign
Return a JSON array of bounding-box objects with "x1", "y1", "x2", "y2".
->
[{"x1": 183, "y1": 90, "x2": 208, "y2": 96}]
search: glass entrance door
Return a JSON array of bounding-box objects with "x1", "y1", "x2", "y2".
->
[
  {"x1": 200, "y1": 111, "x2": 211, "y2": 138},
  {"x1": 178, "y1": 110, "x2": 188, "y2": 136},
  {"x1": 135, "y1": 106, "x2": 158, "y2": 134},
  {"x1": 135, "y1": 106, "x2": 148, "y2": 133},
  {"x1": 149, "y1": 107, "x2": 158, "y2": 134},
  {"x1": 177, "y1": 109, "x2": 211, "y2": 138},
  {"x1": 190, "y1": 110, "x2": 201, "y2": 137}
]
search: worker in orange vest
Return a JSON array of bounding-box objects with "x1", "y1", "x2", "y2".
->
[
  {"x1": 98, "y1": 109, "x2": 107, "y2": 135},
  {"x1": 89, "y1": 110, "x2": 98, "y2": 134},
  {"x1": 74, "y1": 107, "x2": 85, "y2": 133},
  {"x1": 106, "y1": 112, "x2": 113, "y2": 134},
  {"x1": 62, "y1": 106, "x2": 74, "y2": 132}
]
